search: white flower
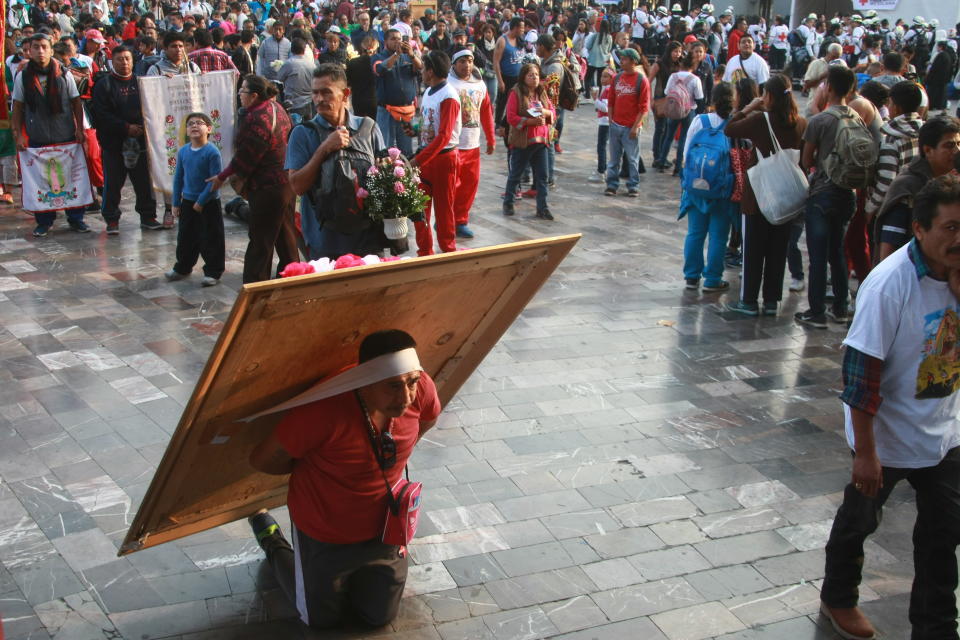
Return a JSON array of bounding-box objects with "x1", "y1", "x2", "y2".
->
[{"x1": 308, "y1": 258, "x2": 334, "y2": 272}]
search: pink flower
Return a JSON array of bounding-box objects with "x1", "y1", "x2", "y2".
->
[
  {"x1": 367, "y1": 165, "x2": 379, "y2": 176},
  {"x1": 387, "y1": 147, "x2": 402, "y2": 160},
  {"x1": 394, "y1": 182, "x2": 406, "y2": 194},
  {"x1": 356, "y1": 187, "x2": 369, "y2": 199},
  {"x1": 380, "y1": 256, "x2": 402, "y2": 262},
  {"x1": 393, "y1": 166, "x2": 405, "y2": 178},
  {"x1": 334, "y1": 254, "x2": 366, "y2": 269},
  {"x1": 412, "y1": 174, "x2": 421, "y2": 184},
  {"x1": 279, "y1": 262, "x2": 316, "y2": 277}
]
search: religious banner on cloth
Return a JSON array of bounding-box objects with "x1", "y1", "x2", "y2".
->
[
  {"x1": 138, "y1": 70, "x2": 236, "y2": 199},
  {"x1": 18, "y1": 143, "x2": 94, "y2": 212}
]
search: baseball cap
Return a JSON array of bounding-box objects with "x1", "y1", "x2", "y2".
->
[
  {"x1": 617, "y1": 48, "x2": 640, "y2": 62},
  {"x1": 683, "y1": 34, "x2": 698, "y2": 44},
  {"x1": 84, "y1": 28, "x2": 106, "y2": 43}
]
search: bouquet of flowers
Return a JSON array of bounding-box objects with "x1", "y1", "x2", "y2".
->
[{"x1": 358, "y1": 147, "x2": 429, "y2": 241}]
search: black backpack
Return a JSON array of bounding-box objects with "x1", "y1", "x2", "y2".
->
[
  {"x1": 787, "y1": 28, "x2": 805, "y2": 48},
  {"x1": 301, "y1": 118, "x2": 377, "y2": 235},
  {"x1": 557, "y1": 60, "x2": 581, "y2": 111}
]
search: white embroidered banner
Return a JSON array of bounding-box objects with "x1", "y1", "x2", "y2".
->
[
  {"x1": 18, "y1": 143, "x2": 94, "y2": 212},
  {"x1": 139, "y1": 70, "x2": 236, "y2": 198}
]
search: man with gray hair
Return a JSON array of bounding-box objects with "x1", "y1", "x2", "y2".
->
[{"x1": 803, "y1": 42, "x2": 845, "y2": 92}]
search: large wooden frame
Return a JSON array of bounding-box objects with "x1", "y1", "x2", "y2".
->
[{"x1": 121, "y1": 235, "x2": 580, "y2": 555}]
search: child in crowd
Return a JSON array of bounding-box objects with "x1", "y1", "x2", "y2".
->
[
  {"x1": 165, "y1": 112, "x2": 224, "y2": 286},
  {"x1": 593, "y1": 68, "x2": 612, "y2": 178}
]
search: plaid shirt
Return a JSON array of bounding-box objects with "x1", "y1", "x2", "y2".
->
[
  {"x1": 865, "y1": 113, "x2": 922, "y2": 217},
  {"x1": 840, "y1": 239, "x2": 931, "y2": 414},
  {"x1": 188, "y1": 47, "x2": 237, "y2": 73}
]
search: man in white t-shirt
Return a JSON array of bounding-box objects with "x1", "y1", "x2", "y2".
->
[
  {"x1": 820, "y1": 174, "x2": 960, "y2": 640},
  {"x1": 631, "y1": 3, "x2": 649, "y2": 44},
  {"x1": 722, "y1": 35, "x2": 770, "y2": 85}
]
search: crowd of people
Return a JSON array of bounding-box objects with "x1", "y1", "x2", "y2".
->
[{"x1": 5, "y1": 0, "x2": 960, "y2": 637}]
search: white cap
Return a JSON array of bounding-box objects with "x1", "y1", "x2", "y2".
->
[
  {"x1": 930, "y1": 18, "x2": 940, "y2": 27},
  {"x1": 656, "y1": 6, "x2": 669, "y2": 16},
  {"x1": 850, "y1": 14, "x2": 862, "y2": 22},
  {"x1": 913, "y1": 15, "x2": 926, "y2": 25},
  {"x1": 721, "y1": 8, "x2": 732, "y2": 16},
  {"x1": 671, "y1": 3, "x2": 682, "y2": 12},
  {"x1": 806, "y1": 12, "x2": 816, "y2": 21}
]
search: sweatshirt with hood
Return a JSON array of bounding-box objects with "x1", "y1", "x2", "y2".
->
[{"x1": 866, "y1": 112, "x2": 923, "y2": 217}]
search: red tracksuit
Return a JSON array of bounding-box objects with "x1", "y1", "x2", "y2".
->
[{"x1": 414, "y1": 84, "x2": 461, "y2": 255}]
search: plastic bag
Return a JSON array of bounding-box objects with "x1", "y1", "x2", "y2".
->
[{"x1": 747, "y1": 113, "x2": 808, "y2": 225}]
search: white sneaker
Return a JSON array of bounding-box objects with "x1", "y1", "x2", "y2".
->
[
  {"x1": 165, "y1": 269, "x2": 187, "y2": 281},
  {"x1": 201, "y1": 276, "x2": 220, "y2": 287},
  {"x1": 588, "y1": 173, "x2": 604, "y2": 182},
  {"x1": 789, "y1": 278, "x2": 805, "y2": 292}
]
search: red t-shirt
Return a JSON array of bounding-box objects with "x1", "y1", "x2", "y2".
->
[
  {"x1": 607, "y1": 71, "x2": 651, "y2": 128},
  {"x1": 275, "y1": 373, "x2": 441, "y2": 544}
]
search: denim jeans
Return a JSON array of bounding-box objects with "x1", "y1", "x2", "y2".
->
[
  {"x1": 597, "y1": 124, "x2": 609, "y2": 173},
  {"x1": 682, "y1": 198, "x2": 731, "y2": 286},
  {"x1": 483, "y1": 75, "x2": 498, "y2": 112},
  {"x1": 504, "y1": 143, "x2": 548, "y2": 211},
  {"x1": 657, "y1": 109, "x2": 695, "y2": 168},
  {"x1": 804, "y1": 185, "x2": 855, "y2": 316},
  {"x1": 822, "y1": 447, "x2": 960, "y2": 639},
  {"x1": 605, "y1": 123, "x2": 640, "y2": 190},
  {"x1": 35, "y1": 207, "x2": 85, "y2": 227},
  {"x1": 787, "y1": 216, "x2": 805, "y2": 280},
  {"x1": 375, "y1": 106, "x2": 414, "y2": 158},
  {"x1": 651, "y1": 115, "x2": 666, "y2": 165}
]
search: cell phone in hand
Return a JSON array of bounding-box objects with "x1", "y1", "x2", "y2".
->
[{"x1": 402, "y1": 35, "x2": 410, "y2": 43}]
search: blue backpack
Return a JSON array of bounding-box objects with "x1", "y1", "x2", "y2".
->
[{"x1": 682, "y1": 115, "x2": 733, "y2": 200}]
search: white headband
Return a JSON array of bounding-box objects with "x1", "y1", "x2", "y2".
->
[
  {"x1": 242, "y1": 348, "x2": 423, "y2": 421},
  {"x1": 451, "y1": 48, "x2": 474, "y2": 62}
]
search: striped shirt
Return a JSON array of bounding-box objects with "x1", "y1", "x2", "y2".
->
[{"x1": 865, "y1": 113, "x2": 922, "y2": 218}]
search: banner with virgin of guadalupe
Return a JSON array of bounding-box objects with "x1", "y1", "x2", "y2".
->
[
  {"x1": 18, "y1": 143, "x2": 94, "y2": 212},
  {"x1": 138, "y1": 70, "x2": 236, "y2": 198}
]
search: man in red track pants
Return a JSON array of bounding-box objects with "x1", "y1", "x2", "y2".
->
[
  {"x1": 447, "y1": 47, "x2": 495, "y2": 239},
  {"x1": 410, "y1": 50, "x2": 461, "y2": 256}
]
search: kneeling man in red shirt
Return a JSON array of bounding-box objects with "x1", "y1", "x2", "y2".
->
[{"x1": 248, "y1": 329, "x2": 441, "y2": 629}]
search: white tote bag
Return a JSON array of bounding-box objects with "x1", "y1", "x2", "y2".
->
[{"x1": 747, "y1": 113, "x2": 808, "y2": 225}]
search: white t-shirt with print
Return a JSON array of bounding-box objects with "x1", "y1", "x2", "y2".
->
[
  {"x1": 769, "y1": 24, "x2": 789, "y2": 50},
  {"x1": 722, "y1": 53, "x2": 771, "y2": 84},
  {"x1": 842, "y1": 242, "x2": 960, "y2": 468}
]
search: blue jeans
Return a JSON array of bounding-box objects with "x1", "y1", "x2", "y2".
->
[
  {"x1": 804, "y1": 185, "x2": 855, "y2": 316},
  {"x1": 606, "y1": 123, "x2": 640, "y2": 190},
  {"x1": 375, "y1": 106, "x2": 414, "y2": 158},
  {"x1": 504, "y1": 143, "x2": 548, "y2": 211},
  {"x1": 483, "y1": 75, "x2": 498, "y2": 111},
  {"x1": 788, "y1": 216, "x2": 805, "y2": 280},
  {"x1": 35, "y1": 207, "x2": 85, "y2": 227},
  {"x1": 652, "y1": 115, "x2": 666, "y2": 165},
  {"x1": 683, "y1": 198, "x2": 731, "y2": 286},
  {"x1": 597, "y1": 124, "x2": 609, "y2": 173},
  {"x1": 657, "y1": 109, "x2": 695, "y2": 168}
]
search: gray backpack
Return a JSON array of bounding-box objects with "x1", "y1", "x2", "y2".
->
[{"x1": 821, "y1": 106, "x2": 878, "y2": 190}]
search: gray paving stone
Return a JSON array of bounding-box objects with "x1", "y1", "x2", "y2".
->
[
  {"x1": 481, "y1": 605, "x2": 558, "y2": 640},
  {"x1": 651, "y1": 601, "x2": 747, "y2": 640},
  {"x1": 494, "y1": 489, "x2": 592, "y2": 521},
  {"x1": 484, "y1": 566, "x2": 596, "y2": 609},
  {"x1": 78, "y1": 558, "x2": 167, "y2": 613},
  {"x1": 695, "y1": 531, "x2": 797, "y2": 568},
  {"x1": 542, "y1": 595, "x2": 609, "y2": 634},
  {"x1": 684, "y1": 566, "x2": 775, "y2": 601},
  {"x1": 591, "y1": 577, "x2": 705, "y2": 622},
  {"x1": 443, "y1": 554, "x2": 508, "y2": 588},
  {"x1": 627, "y1": 545, "x2": 712, "y2": 581},
  {"x1": 551, "y1": 616, "x2": 669, "y2": 640},
  {"x1": 584, "y1": 526, "x2": 664, "y2": 559},
  {"x1": 491, "y1": 541, "x2": 574, "y2": 578}
]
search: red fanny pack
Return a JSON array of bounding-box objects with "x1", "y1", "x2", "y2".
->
[{"x1": 382, "y1": 476, "x2": 422, "y2": 546}]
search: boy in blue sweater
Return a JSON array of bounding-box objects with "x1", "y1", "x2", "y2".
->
[{"x1": 165, "y1": 112, "x2": 225, "y2": 286}]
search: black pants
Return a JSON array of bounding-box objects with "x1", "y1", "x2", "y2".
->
[
  {"x1": 494, "y1": 75, "x2": 518, "y2": 133},
  {"x1": 173, "y1": 198, "x2": 225, "y2": 278},
  {"x1": 740, "y1": 212, "x2": 791, "y2": 304},
  {"x1": 243, "y1": 184, "x2": 299, "y2": 284},
  {"x1": 101, "y1": 146, "x2": 156, "y2": 223},
  {"x1": 265, "y1": 525, "x2": 407, "y2": 629},
  {"x1": 769, "y1": 47, "x2": 787, "y2": 71},
  {"x1": 822, "y1": 447, "x2": 960, "y2": 639}
]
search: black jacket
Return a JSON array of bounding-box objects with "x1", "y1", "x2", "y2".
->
[{"x1": 89, "y1": 73, "x2": 144, "y2": 151}]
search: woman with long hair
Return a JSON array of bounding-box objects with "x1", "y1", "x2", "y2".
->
[
  {"x1": 656, "y1": 50, "x2": 703, "y2": 174},
  {"x1": 583, "y1": 18, "x2": 613, "y2": 98},
  {"x1": 679, "y1": 82, "x2": 735, "y2": 293},
  {"x1": 473, "y1": 22, "x2": 500, "y2": 106},
  {"x1": 724, "y1": 73, "x2": 807, "y2": 315},
  {"x1": 502, "y1": 63, "x2": 555, "y2": 220},
  {"x1": 725, "y1": 76, "x2": 759, "y2": 268},
  {"x1": 649, "y1": 40, "x2": 681, "y2": 169},
  {"x1": 207, "y1": 74, "x2": 299, "y2": 283}
]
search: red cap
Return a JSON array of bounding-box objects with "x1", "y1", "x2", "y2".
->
[{"x1": 684, "y1": 34, "x2": 698, "y2": 44}]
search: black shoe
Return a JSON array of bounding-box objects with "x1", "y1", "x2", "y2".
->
[
  {"x1": 69, "y1": 221, "x2": 91, "y2": 233},
  {"x1": 106, "y1": 221, "x2": 119, "y2": 235},
  {"x1": 604, "y1": 187, "x2": 617, "y2": 196},
  {"x1": 685, "y1": 278, "x2": 699, "y2": 290},
  {"x1": 502, "y1": 202, "x2": 515, "y2": 216},
  {"x1": 536, "y1": 208, "x2": 554, "y2": 220},
  {"x1": 826, "y1": 308, "x2": 849, "y2": 324},
  {"x1": 795, "y1": 310, "x2": 828, "y2": 329},
  {"x1": 140, "y1": 218, "x2": 163, "y2": 231},
  {"x1": 637, "y1": 157, "x2": 646, "y2": 174},
  {"x1": 248, "y1": 509, "x2": 291, "y2": 555},
  {"x1": 86, "y1": 200, "x2": 101, "y2": 213},
  {"x1": 702, "y1": 280, "x2": 730, "y2": 292}
]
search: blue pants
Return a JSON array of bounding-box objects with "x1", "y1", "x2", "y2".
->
[
  {"x1": 651, "y1": 115, "x2": 666, "y2": 164},
  {"x1": 657, "y1": 109, "x2": 695, "y2": 168},
  {"x1": 483, "y1": 75, "x2": 498, "y2": 113},
  {"x1": 504, "y1": 143, "x2": 548, "y2": 212},
  {"x1": 682, "y1": 198, "x2": 731, "y2": 286},
  {"x1": 35, "y1": 207, "x2": 85, "y2": 227},
  {"x1": 597, "y1": 124, "x2": 609, "y2": 173},
  {"x1": 375, "y1": 106, "x2": 414, "y2": 158},
  {"x1": 605, "y1": 123, "x2": 640, "y2": 191},
  {"x1": 805, "y1": 185, "x2": 855, "y2": 315}
]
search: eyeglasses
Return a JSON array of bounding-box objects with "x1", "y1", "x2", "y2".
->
[
  {"x1": 186, "y1": 119, "x2": 208, "y2": 127},
  {"x1": 238, "y1": 89, "x2": 251, "y2": 94}
]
